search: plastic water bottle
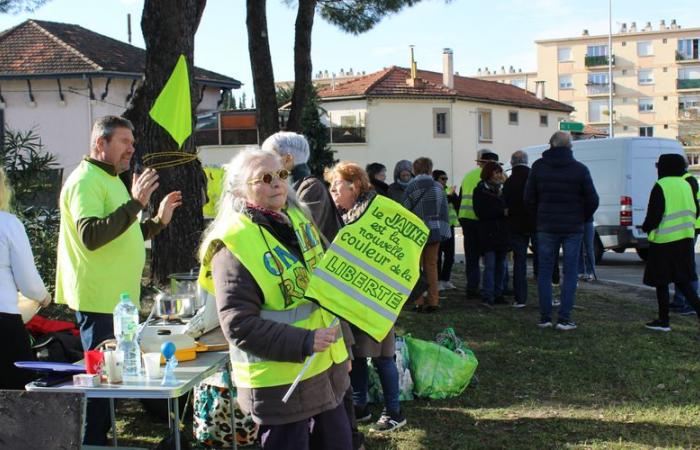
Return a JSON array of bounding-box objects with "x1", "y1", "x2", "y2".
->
[{"x1": 113, "y1": 292, "x2": 142, "y2": 379}]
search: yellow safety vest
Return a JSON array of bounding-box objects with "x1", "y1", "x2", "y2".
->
[
  {"x1": 203, "y1": 166, "x2": 225, "y2": 218},
  {"x1": 458, "y1": 168, "x2": 482, "y2": 220},
  {"x1": 648, "y1": 177, "x2": 697, "y2": 244},
  {"x1": 304, "y1": 195, "x2": 428, "y2": 341},
  {"x1": 446, "y1": 187, "x2": 458, "y2": 227},
  {"x1": 199, "y1": 207, "x2": 348, "y2": 389},
  {"x1": 681, "y1": 172, "x2": 700, "y2": 230}
]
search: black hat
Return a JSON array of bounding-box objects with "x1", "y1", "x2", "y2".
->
[{"x1": 477, "y1": 152, "x2": 499, "y2": 163}]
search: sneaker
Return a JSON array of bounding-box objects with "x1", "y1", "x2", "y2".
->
[
  {"x1": 442, "y1": 281, "x2": 457, "y2": 290},
  {"x1": 552, "y1": 298, "x2": 561, "y2": 307},
  {"x1": 369, "y1": 410, "x2": 406, "y2": 433},
  {"x1": 555, "y1": 320, "x2": 577, "y2": 331},
  {"x1": 676, "y1": 305, "x2": 696, "y2": 316},
  {"x1": 512, "y1": 302, "x2": 526, "y2": 309},
  {"x1": 645, "y1": 320, "x2": 671, "y2": 332},
  {"x1": 355, "y1": 405, "x2": 372, "y2": 423},
  {"x1": 538, "y1": 319, "x2": 553, "y2": 328}
]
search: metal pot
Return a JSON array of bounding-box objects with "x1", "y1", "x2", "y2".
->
[
  {"x1": 168, "y1": 271, "x2": 204, "y2": 309},
  {"x1": 154, "y1": 292, "x2": 197, "y2": 320}
]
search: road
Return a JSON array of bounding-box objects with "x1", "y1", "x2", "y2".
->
[{"x1": 452, "y1": 228, "x2": 700, "y2": 290}]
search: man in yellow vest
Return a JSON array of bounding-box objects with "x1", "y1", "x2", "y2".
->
[
  {"x1": 458, "y1": 150, "x2": 500, "y2": 298},
  {"x1": 642, "y1": 153, "x2": 700, "y2": 331},
  {"x1": 55, "y1": 116, "x2": 182, "y2": 446},
  {"x1": 670, "y1": 169, "x2": 700, "y2": 315}
]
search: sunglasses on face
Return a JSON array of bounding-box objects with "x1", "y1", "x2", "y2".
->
[{"x1": 247, "y1": 169, "x2": 289, "y2": 185}]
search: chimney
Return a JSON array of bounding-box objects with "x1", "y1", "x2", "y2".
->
[
  {"x1": 406, "y1": 45, "x2": 425, "y2": 88},
  {"x1": 671, "y1": 19, "x2": 678, "y2": 29},
  {"x1": 477, "y1": 67, "x2": 482, "y2": 76},
  {"x1": 509, "y1": 65, "x2": 515, "y2": 73},
  {"x1": 499, "y1": 65, "x2": 505, "y2": 74},
  {"x1": 582, "y1": 29, "x2": 589, "y2": 36},
  {"x1": 643, "y1": 22, "x2": 652, "y2": 31},
  {"x1": 659, "y1": 19, "x2": 666, "y2": 30},
  {"x1": 620, "y1": 22, "x2": 627, "y2": 33},
  {"x1": 629, "y1": 22, "x2": 637, "y2": 32},
  {"x1": 535, "y1": 81, "x2": 546, "y2": 100},
  {"x1": 442, "y1": 48, "x2": 454, "y2": 89}
]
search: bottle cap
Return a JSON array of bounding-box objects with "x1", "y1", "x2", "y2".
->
[{"x1": 120, "y1": 293, "x2": 130, "y2": 302}]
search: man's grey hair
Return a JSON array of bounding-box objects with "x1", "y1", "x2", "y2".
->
[
  {"x1": 510, "y1": 150, "x2": 529, "y2": 167},
  {"x1": 549, "y1": 131, "x2": 572, "y2": 149},
  {"x1": 90, "y1": 116, "x2": 134, "y2": 151},
  {"x1": 261, "y1": 131, "x2": 310, "y2": 165}
]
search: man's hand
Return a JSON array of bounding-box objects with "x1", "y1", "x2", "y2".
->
[
  {"x1": 156, "y1": 191, "x2": 183, "y2": 226},
  {"x1": 131, "y1": 168, "x2": 159, "y2": 207},
  {"x1": 313, "y1": 325, "x2": 340, "y2": 352}
]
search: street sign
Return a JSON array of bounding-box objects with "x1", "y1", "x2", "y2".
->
[{"x1": 560, "y1": 121, "x2": 585, "y2": 132}]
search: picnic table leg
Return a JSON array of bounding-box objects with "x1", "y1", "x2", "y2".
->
[
  {"x1": 167, "y1": 398, "x2": 173, "y2": 429},
  {"x1": 173, "y1": 396, "x2": 181, "y2": 450},
  {"x1": 109, "y1": 398, "x2": 117, "y2": 447}
]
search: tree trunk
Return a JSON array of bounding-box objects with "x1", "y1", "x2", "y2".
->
[
  {"x1": 246, "y1": 0, "x2": 279, "y2": 141},
  {"x1": 123, "y1": 0, "x2": 207, "y2": 284},
  {"x1": 286, "y1": 0, "x2": 317, "y2": 132}
]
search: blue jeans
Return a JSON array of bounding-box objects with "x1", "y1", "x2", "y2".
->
[
  {"x1": 76, "y1": 311, "x2": 114, "y2": 446},
  {"x1": 536, "y1": 232, "x2": 583, "y2": 322},
  {"x1": 460, "y1": 219, "x2": 480, "y2": 292},
  {"x1": 510, "y1": 233, "x2": 531, "y2": 305},
  {"x1": 578, "y1": 220, "x2": 596, "y2": 277},
  {"x1": 673, "y1": 235, "x2": 698, "y2": 307},
  {"x1": 481, "y1": 251, "x2": 506, "y2": 302},
  {"x1": 351, "y1": 356, "x2": 400, "y2": 413}
]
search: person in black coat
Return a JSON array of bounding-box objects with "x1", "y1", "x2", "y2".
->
[
  {"x1": 641, "y1": 153, "x2": 700, "y2": 331},
  {"x1": 473, "y1": 162, "x2": 509, "y2": 305},
  {"x1": 524, "y1": 131, "x2": 599, "y2": 330},
  {"x1": 366, "y1": 162, "x2": 389, "y2": 197},
  {"x1": 503, "y1": 150, "x2": 535, "y2": 307}
]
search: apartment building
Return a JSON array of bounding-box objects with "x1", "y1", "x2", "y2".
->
[
  {"x1": 535, "y1": 19, "x2": 700, "y2": 163},
  {"x1": 473, "y1": 67, "x2": 538, "y2": 93}
]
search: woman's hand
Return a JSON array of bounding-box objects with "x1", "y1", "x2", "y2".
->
[
  {"x1": 313, "y1": 325, "x2": 340, "y2": 352},
  {"x1": 39, "y1": 292, "x2": 52, "y2": 308}
]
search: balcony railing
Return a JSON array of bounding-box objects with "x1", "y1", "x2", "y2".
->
[
  {"x1": 585, "y1": 54, "x2": 614, "y2": 67},
  {"x1": 676, "y1": 50, "x2": 699, "y2": 62},
  {"x1": 677, "y1": 79, "x2": 700, "y2": 90},
  {"x1": 586, "y1": 83, "x2": 614, "y2": 96},
  {"x1": 679, "y1": 108, "x2": 700, "y2": 120}
]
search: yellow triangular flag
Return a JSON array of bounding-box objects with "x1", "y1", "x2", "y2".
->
[{"x1": 149, "y1": 54, "x2": 192, "y2": 148}]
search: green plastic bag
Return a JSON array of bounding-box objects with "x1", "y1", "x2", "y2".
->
[{"x1": 404, "y1": 335, "x2": 478, "y2": 399}]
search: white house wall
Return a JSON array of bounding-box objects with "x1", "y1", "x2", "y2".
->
[
  {"x1": 323, "y1": 97, "x2": 568, "y2": 186},
  {"x1": 2, "y1": 77, "x2": 223, "y2": 178}
]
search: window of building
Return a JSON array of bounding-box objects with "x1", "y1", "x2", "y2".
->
[
  {"x1": 680, "y1": 95, "x2": 700, "y2": 110},
  {"x1": 557, "y1": 47, "x2": 572, "y2": 61},
  {"x1": 508, "y1": 110, "x2": 519, "y2": 125},
  {"x1": 539, "y1": 113, "x2": 549, "y2": 127},
  {"x1": 559, "y1": 74, "x2": 573, "y2": 89},
  {"x1": 677, "y1": 38, "x2": 700, "y2": 61},
  {"x1": 637, "y1": 41, "x2": 653, "y2": 56},
  {"x1": 664, "y1": 96, "x2": 668, "y2": 101},
  {"x1": 433, "y1": 108, "x2": 450, "y2": 138},
  {"x1": 588, "y1": 72, "x2": 609, "y2": 85},
  {"x1": 679, "y1": 66, "x2": 700, "y2": 80},
  {"x1": 621, "y1": 41, "x2": 627, "y2": 47},
  {"x1": 588, "y1": 99, "x2": 608, "y2": 122},
  {"x1": 639, "y1": 126, "x2": 654, "y2": 137},
  {"x1": 622, "y1": 97, "x2": 628, "y2": 103},
  {"x1": 623, "y1": 125, "x2": 629, "y2": 131},
  {"x1": 478, "y1": 110, "x2": 493, "y2": 142},
  {"x1": 638, "y1": 97, "x2": 654, "y2": 112},
  {"x1": 587, "y1": 44, "x2": 608, "y2": 57},
  {"x1": 663, "y1": 67, "x2": 668, "y2": 72},
  {"x1": 638, "y1": 69, "x2": 654, "y2": 85},
  {"x1": 688, "y1": 152, "x2": 700, "y2": 167},
  {"x1": 663, "y1": 38, "x2": 667, "y2": 44},
  {"x1": 328, "y1": 110, "x2": 367, "y2": 143}
]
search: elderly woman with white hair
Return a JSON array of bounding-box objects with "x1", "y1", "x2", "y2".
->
[{"x1": 198, "y1": 148, "x2": 352, "y2": 449}]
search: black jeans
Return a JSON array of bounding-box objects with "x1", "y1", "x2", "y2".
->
[
  {"x1": 76, "y1": 311, "x2": 114, "y2": 446},
  {"x1": 438, "y1": 226, "x2": 455, "y2": 282},
  {"x1": 656, "y1": 284, "x2": 700, "y2": 323}
]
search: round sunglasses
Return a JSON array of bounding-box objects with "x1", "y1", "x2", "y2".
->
[{"x1": 247, "y1": 169, "x2": 290, "y2": 185}]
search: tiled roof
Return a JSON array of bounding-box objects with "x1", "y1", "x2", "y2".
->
[
  {"x1": 318, "y1": 66, "x2": 572, "y2": 112},
  {"x1": 0, "y1": 19, "x2": 240, "y2": 88}
]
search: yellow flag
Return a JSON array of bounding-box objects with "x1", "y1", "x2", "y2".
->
[{"x1": 149, "y1": 54, "x2": 192, "y2": 148}]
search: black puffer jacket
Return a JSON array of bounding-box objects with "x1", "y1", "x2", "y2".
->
[{"x1": 524, "y1": 146, "x2": 599, "y2": 234}]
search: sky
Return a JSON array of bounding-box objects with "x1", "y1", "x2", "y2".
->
[{"x1": 1, "y1": 0, "x2": 698, "y2": 100}]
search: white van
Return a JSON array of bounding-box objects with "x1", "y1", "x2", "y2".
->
[{"x1": 521, "y1": 137, "x2": 686, "y2": 262}]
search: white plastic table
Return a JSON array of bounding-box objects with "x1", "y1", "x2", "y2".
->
[{"x1": 26, "y1": 351, "x2": 234, "y2": 450}]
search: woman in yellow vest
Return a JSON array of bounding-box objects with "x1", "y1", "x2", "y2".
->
[
  {"x1": 641, "y1": 153, "x2": 700, "y2": 332},
  {"x1": 198, "y1": 148, "x2": 351, "y2": 449},
  {"x1": 327, "y1": 162, "x2": 407, "y2": 433}
]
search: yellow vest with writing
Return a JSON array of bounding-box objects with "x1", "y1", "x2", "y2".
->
[
  {"x1": 304, "y1": 195, "x2": 428, "y2": 341},
  {"x1": 458, "y1": 167, "x2": 482, "y2": 220},
  {"x1": 648, "y1": 177, "x2": 697, "y2": 244},
  {"x1": 199, "y1": 207, "x2": 348, "y2": 388}
]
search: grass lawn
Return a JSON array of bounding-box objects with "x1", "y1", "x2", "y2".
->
[{"x1": 111, "y1": 265, "x2": 700, "y2": 449}]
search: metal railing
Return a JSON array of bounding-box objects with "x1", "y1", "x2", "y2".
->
[
  {"x1": 586, "y1": 83, "x2": 614, "y2": 96},
  {"x1": 677, "y1": 79, "x2": 700, "y2": 90},
  {"x1": 585, "y1": 55, "x2": 614, "y2": 67}
]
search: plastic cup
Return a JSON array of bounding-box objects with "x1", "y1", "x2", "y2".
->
[
  {"x1": 143, "y1": 352, "x2": 161, "y2": 380},
  {"x1": 103, "y1": 350, "x2": 124, "y2": 384},
  {"x1": 84, "y1": 350, "x2": 104, "y2": 375}
]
